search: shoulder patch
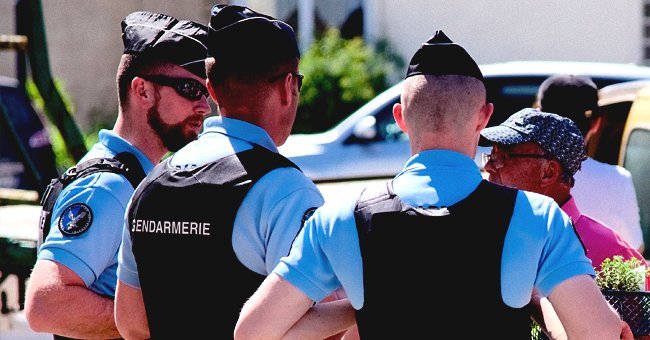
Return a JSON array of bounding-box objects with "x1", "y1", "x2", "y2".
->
[{"x1": 59, "y1": 203, "x2": 94, "y2": 237}]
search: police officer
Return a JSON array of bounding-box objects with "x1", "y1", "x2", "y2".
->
[
  {"x1": 234, "y1": 31, "x2": 626, "y2": 339},
  {"x1": 114, "y1": 5, "x2": 324, "y2": 339},
  {"x1": 24, "y1": 11, "x2": 210, "y2": 339}
]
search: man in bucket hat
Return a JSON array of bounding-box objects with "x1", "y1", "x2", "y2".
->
[
  {"x1": 234, "y1": 32, "x2": 627, "y2": 339},
  {"x1": 482, "y1": 108, "x2": 645, "y2": 338},
  {"x1": 25, "y1": 11, "x2": 210, "y2": 339},
  {"x1": 114, "y1": 4, "x2": 325, "y2": 339}
]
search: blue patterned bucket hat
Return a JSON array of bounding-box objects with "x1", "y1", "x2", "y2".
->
[{"x1": 481, "y1": 108, "x2": 587, "y2": 175}]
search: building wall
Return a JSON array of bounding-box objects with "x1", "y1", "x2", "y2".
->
[
  {"x1": 0, "y1": 0, "x2": 218, "y2": 131},
  {"x1": 0, "y1": 1, "x2": 646, "y2": 132},
  {"x1": 378, "y1": 0, "x2": 644, "y2": 66}
]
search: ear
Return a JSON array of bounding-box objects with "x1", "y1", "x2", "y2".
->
[
  {"x1": 540, "y1": 159, "x2": 563, "y2": 187},
  {"x1": 206, "y1": 78, "x2": 218, "y2": 104},
  {"x1": 393, "y1": 102, "x2": 407, "y2": 133},
  {"x1": 130, "y1": 77, "x2": 155, "y2": 107},
  {"x1": 278, "y1": 73, "x2": 294, "y2": 106},
  {"x1": 585, "y1": 115, "x2": 602, "y2": 142},
  {"x1": 476, "y1": 103, "x2": 494, "y2": 133}
]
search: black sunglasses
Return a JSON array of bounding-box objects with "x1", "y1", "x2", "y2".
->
[
  {"x1": 268, "y1": 72, "x2": 304, "y2": 92},
  {"x1": 137, "y1": 74, "x2": 209, "y2": 101}
]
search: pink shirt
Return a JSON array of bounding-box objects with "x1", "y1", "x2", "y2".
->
[{"x1": 562, "y1": 196, "x2": 648, "y2": 290}]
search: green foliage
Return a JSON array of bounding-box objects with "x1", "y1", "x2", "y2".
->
[
  {"x1": 295, "y1": 28, "x2": 403, "y2": 133},
  {"x1": 24, "y1": 78, "x2": 75, "y2": 120},
  {"x1": 47, "y1": 127, "x2": 75, "y2": 171},
  {"x1": 24, "y1": 79, "x2": 94, "y2": 172},
  {"x1": 596, "y1": 256, "x2": 649, "y2": 292},
  {"x1": 531, "y1": 320, "x2": 544, "y2": 340}
]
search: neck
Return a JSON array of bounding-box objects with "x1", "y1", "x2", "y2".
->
[
  {"x1": 542, "y1": 184, "x2": 570, "y2": 207},
  {"x1": 555, "y1": 190, "x2": 571, "y2": 207},
  {"x1": 220, "y1": 105, "x2": 281, "y2": 145},
  {"x1": 113, "y1": 112, "x2": 167, "y2": 164},
  {"x1": 410, "y1": 131, "x2": 479, "y2": 159}
]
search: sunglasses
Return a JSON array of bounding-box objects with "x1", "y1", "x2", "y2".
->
[
  {"x1": 268, "y1": 72, "x2": 304, "y2": 92},
  {"x1": 137, "y1": 74, "x2": 209, "y2": 101}
]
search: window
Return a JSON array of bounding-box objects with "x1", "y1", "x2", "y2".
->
[
  {"x1": 623, "y1": 128, "x2": 650, "y2": 245},
  {"x1": 374, "y1": 97, "x2": 404, "y2": 142}
]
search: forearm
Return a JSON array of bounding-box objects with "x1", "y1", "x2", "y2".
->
[
  {"x1": 115, "y1": 281, "x2": 150, "y2": 340},
  {"x1": 282, "y1": 299, "x2": 356, "y2": 340},
  {"x1": 117, "y1": 325, "x2": 150, "y2": 340},
  {"x1": 549, "y1": 276, "x2": 622, "y2": 340},
  {"x1": 530, "y1": 293, "x2": 567, "y2": 340},
  {"x1": 27, "y1": 284, "x2": 120, "y2": 339}
]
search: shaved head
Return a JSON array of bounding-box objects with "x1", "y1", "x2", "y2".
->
[{"x1": 401, "y1": 75, "x2": 486, "y2": 137}]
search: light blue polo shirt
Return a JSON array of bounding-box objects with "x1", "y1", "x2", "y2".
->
[
  {"x1": 38, "y1": 129, "x2": 153, "y2": 297},
  {"x1": 274, "y1": 149, "x2": 594, "y2": 309},
  {"x1": 118, "y1": 116, "x2": 324, "y2": 288}
]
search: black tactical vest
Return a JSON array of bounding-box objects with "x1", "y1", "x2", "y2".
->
[
  {"x1": 353, "y1": 179, "x2": 531, "y2": 339},
  {"x1": 126, "y1": 145, "x2": 299, "y2": 339},
  {"x1": 38, "y1": 152, "x2": 145, "y2": 250}
]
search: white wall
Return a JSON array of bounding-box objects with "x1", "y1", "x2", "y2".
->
[
  {"x1": 0, "y1": 1, "x2": 217, "y2": 131},
  {"x1": 239, "y1": 0, "x2": 278, "y2": 17},
  {"x1": 379, "y1": 0, "x2": 644, "y2": 66},
  {"x1": 1, "y1": 1, "x2": 646, "y2": 132}
]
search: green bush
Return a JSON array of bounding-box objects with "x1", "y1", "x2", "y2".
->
[
  {"x1": 295, "y1": 28, "x2": 403, "y2": 134},
  {"x1": 25, "y1": 79, "x2": 96, "y2": 172}
]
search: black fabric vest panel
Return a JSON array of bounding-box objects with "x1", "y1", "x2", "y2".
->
[
  {"x1": 127, "y1": 146, "x2": 299, "y2": 339},
  {"x1": 37, "y1": 152, "x2": 145, "y2": 251},
  {"x1": 353, "y1": 180, "x2": 531, "y2": 339}
]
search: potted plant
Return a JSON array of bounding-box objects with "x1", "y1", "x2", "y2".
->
[{"x1": 596, "y1": 256, "x2": 650, "y2": 337}]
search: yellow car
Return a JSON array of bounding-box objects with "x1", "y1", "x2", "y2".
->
[
  {"x1": 620, "y1": 85, "x2": 650, "y2": 256},
  {"x1": 597, "y1": 81, "x2": 650, "y2": 258}
]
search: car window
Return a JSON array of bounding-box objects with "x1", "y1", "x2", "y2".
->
[
  {"x1": 484, "y1": 76, "x2": 544, "y2": 129},
  {"x1": 357, "y1": 76, "x2": 637, "y2": 148},
  {"x1": 484, "y1": 76, "x2": 641, "y2": 128},
  {"x1": 481, "y1": 75, "x2": 645, "y2": 147},
  {"x1": 478, "y1": 76, "x2": 546, "y2": 146},
  {"x1": 622, "y1": 128, "x2": 650, "y2": 246},
  {"x1": 374, "y1": 97, "x2": 404, "y2": 142}
]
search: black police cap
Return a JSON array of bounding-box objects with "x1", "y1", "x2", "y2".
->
[
  {"x1": 406, "y1": 30, "x2": 483, "y2": 82},
  {"x1": 206, "y1": 5, "x2": 300, "y2": 76},
  {"x1": 121, "y1": 11, "x2": 208, "y2": 78}
]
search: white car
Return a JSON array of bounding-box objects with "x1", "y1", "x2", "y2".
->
[{"x1": 280, "y1": 61, "x2": 650, "y2": 182}]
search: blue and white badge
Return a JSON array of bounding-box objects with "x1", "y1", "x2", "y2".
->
[{"x1": 59, "y1": 203, "x2": 93, "y2": 236}]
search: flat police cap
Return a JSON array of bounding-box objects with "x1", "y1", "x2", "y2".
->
[
  {"x1": 406, "y1": 30, "x2": 483, "y2": 82},
  {"x1": 206, "y1": 4, "x2": 300, "y2": 75},
  {"x1": 121, "y1": 11, "x2": 208, "y2": 78}
]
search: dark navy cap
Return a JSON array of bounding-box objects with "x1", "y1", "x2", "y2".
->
[
  {"x1": 536, "y1": 73, "x2": 601, "y2": 133},
  {"x1": 206, "y1": 5, "x2": 300, "y2": 75},
  {"x1": 121, "y1": 11, "x2": 209, "y2": 78},
  {"x1": 481, "y1": 108, "x2": 587, "y2": 175},
  {"x1": 406, "y1": 30, "x2": 483, "y2": 82}
]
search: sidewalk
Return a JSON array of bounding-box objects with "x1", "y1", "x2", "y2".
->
[{"x1": 0, "y1": 204, "x2": 44, "y2": 339}]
